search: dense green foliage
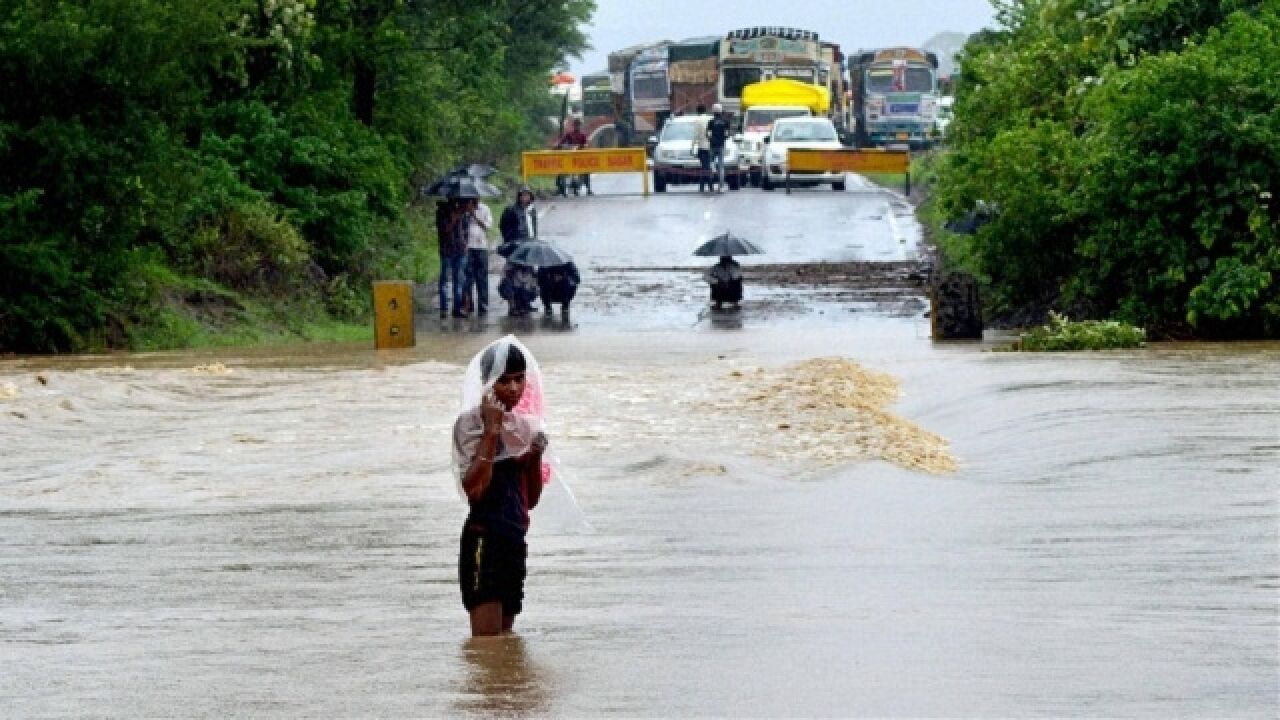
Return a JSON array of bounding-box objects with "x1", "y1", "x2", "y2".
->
[
  {"x1": 1006, "y1": 311, "x2": 1146, "y2": 350},
  {"x1": 0, "y1": 0, "x2": 592, "y2": 351},
  {"x1": 938, "y1": 0, "x2": 1279, "y2": 337}
]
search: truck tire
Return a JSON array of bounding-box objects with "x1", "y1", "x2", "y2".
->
[
  {"x1": 832, "y1": 181, "x2": 846, "y2": 191},
  {"x1": 728, "y1": 175, "x2": 741, "y2": 191},
  {"x1": 761, "y1": 174, "x2": 774, "y2": 191},
  {"x1": 654, "y1": 171, "x2": 667, "y2": 193}
]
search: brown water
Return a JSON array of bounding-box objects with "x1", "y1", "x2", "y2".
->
[{"x1": 2, "y1": 325, "x2": 1277, "y2": 717}]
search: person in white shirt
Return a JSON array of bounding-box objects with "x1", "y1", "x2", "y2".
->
[
  {"x1": 462, "y1": 198, "x2": 494, "y2": 314},
  {"x1": 692, "y1": 105, "x2": 712, "y2": 193}
]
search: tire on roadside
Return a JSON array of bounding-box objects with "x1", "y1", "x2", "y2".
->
[{"x1": 654, "y1": 171, "x2": 667, "y2": 193}]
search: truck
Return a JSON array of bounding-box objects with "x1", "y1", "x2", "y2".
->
[
  {"x1": 737, "y1": 79, "x2": 830, "y2": 186},
  {"x1": 849, "y1": 47, "x2": 941, "y2": 150},
  {"x1": 607, "y1": 41, "x2": 667, "y2": 146},
  {"x1": 716, "y1": 27, "x2": 823, "y2": 122},
  {"x1": 628, "y1": 44, "x2": 672, "y2": 138},
  {"x1": 819, "y1": 42, "x2": 850, "y2": 132},
  {"x1": 667, "y1": 36, "x2": 720, "y2": 117},
  {"x1": 579, "y1": 71, "x2": 618, "y2": 146}
]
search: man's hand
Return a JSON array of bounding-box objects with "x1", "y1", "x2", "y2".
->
[
  {"x1": 481, "y1": 391, "x2": 505, "y2": 436},
  {"x1": 529, "y1": 427, "x2": 550, "y2": 450}
]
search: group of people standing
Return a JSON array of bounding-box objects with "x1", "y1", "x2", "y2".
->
[
  {"x1": 437, "y1": 186, "x2": 579, "y2": 319},
  {"x1": 436, "y1": 197, "x2": 493, "y2": 318}
]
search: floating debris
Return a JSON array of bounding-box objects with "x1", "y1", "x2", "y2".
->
[
  {"x1": 0, "y1": 382, "x2": 18, "y2": 400},
  {"x1": 722, "y1": 357, "x2": 957, "y2": 474},
  {"x1": 190, "y1": 363, "x2": 233, "y2": 376}
]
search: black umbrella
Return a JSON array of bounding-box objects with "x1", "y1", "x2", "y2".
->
[
  {"x1": 505, "y1": 241, "x2": 574, "y2": 267},
  {"x1": 495, "y1": 241, "x2": 522, "y2": 258},
  {"x1": 693, "y1": 231, "x2": 764, "y2": 257},
  {"x1": 422, "y1": 175, "x2": 502, "y2": 199}
]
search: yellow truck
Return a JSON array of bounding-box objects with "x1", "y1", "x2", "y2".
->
[{"x1": 738, "y1": 78, "x2": 832, "y2": 186}]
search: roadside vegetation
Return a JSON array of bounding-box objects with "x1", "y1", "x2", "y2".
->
[
  {"x1": 934, "y1": 0, "x2": 1278, "y2": 339},
  {"x1": 0, "y1": 0, "x2": 592, "y2": 352},
  {"x1": 1002, "y1": 312, "x2": 1146, "y2": 351}
]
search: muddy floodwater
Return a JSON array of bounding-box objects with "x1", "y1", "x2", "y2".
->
[{"x1": 2, "y1": 323, "x2": 1277, "y2": 718}]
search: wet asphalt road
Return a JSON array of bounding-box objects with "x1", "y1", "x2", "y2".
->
[{"x1": 422, "y1": 172, "x2": 929, "y2": 331}]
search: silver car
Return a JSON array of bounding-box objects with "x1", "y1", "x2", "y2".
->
[{"x1": 650, "y1": 116, "x2": 747, "y2": 192}]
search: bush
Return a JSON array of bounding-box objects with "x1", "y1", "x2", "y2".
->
[
  {"x1": 1010, "y1": 312, "x2": 1147, "y2": 352},
  {"x1": 937, "y1": 2, "x2": 1278, "y2": 338}
]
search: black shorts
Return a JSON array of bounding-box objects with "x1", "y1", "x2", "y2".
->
[{"x1": 458, "y1": 528, "x2": 527, "y2": 616}]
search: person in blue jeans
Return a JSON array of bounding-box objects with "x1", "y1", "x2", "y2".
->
[
  {"x1": 438, "y1": 199, "x2": 470, "y2": 318},
  {"x1": 462, "y1": 198, "x2": 494, "y2": 314}
]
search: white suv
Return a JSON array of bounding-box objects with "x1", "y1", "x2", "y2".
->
[
  {"x1": 650, "y1": 116, "x2": 747, "y2": 192},
  {"x1": 760, "y1": 117, "x2": 846, "y2": 191}
]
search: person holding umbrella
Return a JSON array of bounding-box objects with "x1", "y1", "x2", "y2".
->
[
  {"x1": 694, "y1": 231, "x2": 763, "y2": 310},
  {"x1": 704, "y1": 256, "x2": 743, "y2": 309},
  {"x1": 498, "y1": 186, "x2": 540, "y2": 316},
  {"x1": 424, "y1": 165, "x2": 502, "y2": 318},
  {"x1": 438, "y1": 200, "x2": 469, "y2": 318}
]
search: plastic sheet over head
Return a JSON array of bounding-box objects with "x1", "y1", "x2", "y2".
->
[
  {"x1": 451, "y1": 335, "x2": 590, "y2": 532},
  {"x1": 455, "y1": 335, "x2": 545, "y2": 467}
]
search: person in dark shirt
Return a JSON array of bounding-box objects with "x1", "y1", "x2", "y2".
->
[
  {"x1": 706, "y1": 103, "x2": 733, "y2": 193},
  {"x1": 437, "y1": 199, "x2": 470, "y2": 318},
  {"x1": 453, "y1": 341, "x2": 548, "y2": 636},
  {"x1": 536, "y1": 261, "x2": 581, "y2": 317},
  {"x1": 558, "y1": 117, "x2": 592, "y2": 196}
]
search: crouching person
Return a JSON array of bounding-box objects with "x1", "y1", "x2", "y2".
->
[
  {"x1": 537, "y1": 261, "x2": 580, "y2": 317},
  {"x1": 704, "y1": 255, "x2": 743, "y2": 309}
]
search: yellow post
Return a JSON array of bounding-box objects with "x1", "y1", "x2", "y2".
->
[
  {"x1": 642, "y1": 163, "x2": 650, "y2": 197},
  {"x1": 372, "y1": 281, "x2": 415, "y2": 349}
]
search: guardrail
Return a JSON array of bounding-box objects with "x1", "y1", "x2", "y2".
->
[
  {"x1": 786, "y1": 148, "x2": 912, "y2": 195},
  {"x1": 520, "y1": 148, "x2": 650, "y2": 196}
]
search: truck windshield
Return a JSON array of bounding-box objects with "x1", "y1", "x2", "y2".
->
[
  {"x1": 775, "y1": 67, "x2": 815, "y2": 83},
  {"x1": 722, "y1": 67, "x2": 763, "y2": 98},
  {"x1": 866, "y1": 65, "x2": 935, "y2": 93},
  {"x1": 633, "y1": 72, "x2": 668, "y2": 100},
  {"x1": 743, "y1": 108, "x2": 810, "y2": 132},
  {"x1": 771, "y1": 121, "x2": 837, "y2": 142}
]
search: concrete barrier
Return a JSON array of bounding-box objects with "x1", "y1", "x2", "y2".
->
[{"x1": 931, "y1": 272, "x2": 983, "y2": 340}]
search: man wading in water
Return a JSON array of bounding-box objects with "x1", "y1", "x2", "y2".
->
[{"x1": 453, "y1": 338, "x2": 549, "y2": 636}]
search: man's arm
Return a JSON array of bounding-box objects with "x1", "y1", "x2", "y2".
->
[{"x1": 521, "y1": 432, "x2": 548, "y2": 509}]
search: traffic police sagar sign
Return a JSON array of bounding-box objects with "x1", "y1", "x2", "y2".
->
[
  {"x1": 521, "y1": 148, "x2": 647, "y2": 177},
  {"x1": 787, "y1": 149, "x2": 910, "y2": 174}
]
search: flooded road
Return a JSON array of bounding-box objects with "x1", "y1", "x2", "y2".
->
[{"x1": 3, "y1": 177, "x2": 1278, "y2": 717}]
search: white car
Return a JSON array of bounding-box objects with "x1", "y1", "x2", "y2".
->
[
  {"x1": 737, "y1": 105, "x2": 813, "y2": 186},
  {"x1": 649, "y1": 115, "x2": 748, "y2": 192},
  {"x1": 760, "y1": 117, "x2": 846, "y2": 191}
]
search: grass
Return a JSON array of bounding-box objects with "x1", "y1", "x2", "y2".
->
[{"x1": 858, "y1": 171, "x2": 908, "y2": 191}]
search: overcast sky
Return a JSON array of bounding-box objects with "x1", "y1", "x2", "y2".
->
[{"x1": 568, "y1": 0, "x2": 996, "y2": 76}]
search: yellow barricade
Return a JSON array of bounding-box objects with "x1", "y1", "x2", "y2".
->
[
  {"x1": 788, "y1": 148, "x2": 910, "y2": 174},
  {"x1": 786, "y1": 148, "x2": 912, "y2": 195},
  {"x1": 521, "y1": 148, "x2": 650, "y2": 195},
  {"x1": 372, "y1": 281, "x2": 415, "y2": 349}
]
